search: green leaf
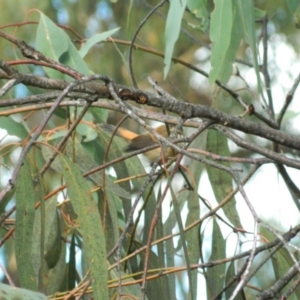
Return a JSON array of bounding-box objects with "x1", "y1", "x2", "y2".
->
[
  {"x1": 237, "y1": 0, "x2": 262, "y2": 91},
  {"x1": 272, "y1": 247, "x2": 293, "y2": 280},
  {"x1": 294, "y1": 3, "x2": 300, "y2": 28},
  {"x1": 184, "y1": 189, "x2": 200, "y2": 298},
  {"x1": 180, "y1": 130, "x2": 205, "y2": 299},
  {"x1": 30, "y1": 171, "x2": 46, "y2": 292},
  {"x1": 137, "y1": 244, "x2": 169, "y2": 300},
  {"x1": 41, "y1": 138, "x2": 131, "y2": 199},
  {"x1": 287, "y1": 0, "x2": 300, "y2": 14},
  {"x1": 209, "y1": 0, "x2": 242, "y2": 83},
  {"x1": 187, "y1": 0, "x2": 209, "y2": 32},
  {"x1": 254, "y1": 7, "x2": 266, "y2": 19},
  {"x1": 164, "y1": 0, "x2": 188, "y2": 78},
  {"x1": 63, "y1": 38, "x2": 91, "y2": 75},
  {"x1": 44, "y1": 241, "x2": 67, "y2": 295},
  {"x1": 67, "y1": 138, "x2": 131, "y2": 199},
  {"x1": 0, "y1": 116, "x2": 28, "y2": 140},
  {"x1": 103, "y1": 191, "x2": 120, "y2": 251},
  {"x1": 225, "y1": 261, "x2": 246, "y2": 299},
  {"x1": 206, "y1": 219, "x2": 226, "y2": 299},
  {"x1": 68, "y1": 232, "x2": 77, "y2": 291},
  {"x1": 79, "y1": 28, "x2": 120, "y2": 58},
  {"x1": 165, "y1": 214, "x2": 176, "y2": 299},
  {"x1": 43, "y1": 215, "x2": 62, "y2": 270},
  {"x1": 76, "y1": 123, "x2": 98, "y2": 142},
  {"x1": 36, "y1": 14, "x2": 68, "y2": 79},
  {"x1": 36, "y1": 13, "x2": 90, "y2": 77},
  {"x1": 90, "y1": 107, "x2": 108, "y2": 125},
  {"x1": 206, "y1": 130, "x2": 242, "y2": 229},
  {"x1": 32, "y1": 195, "x2": 60, "y2": 280},
  {"x1": 0, "y1": 282, "x2": 47, "y2": 300},
  {"x1": 60, "y1": 155, "x2": 109, "y2": 300},
  {"x1": 261, "y1": 226, "x2": 299, "y2": 300},
  {"x1": 15, "y1": 159, "x2": 37, "y2": 290},
  {"x1": 209, "y1": 0, "x2": 233, "y2": 81},
  {"x1": 110, "y1": 269, "x2": 145, "y2": 299}
]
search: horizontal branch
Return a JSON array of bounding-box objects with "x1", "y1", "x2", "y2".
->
[{"x1": 1, "y1": 69, "x2": 300, "y2": 151}]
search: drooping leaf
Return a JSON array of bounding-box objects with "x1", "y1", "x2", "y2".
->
[
  {"x1": 40, "y1": 138, "x2": 131, "y2": 199},
  {"x1": 60, "y1": 155, "x2": 109, "y2": 299},
  {"x1": 206, "y1": 129, "x2": 243, "y2": 229},
  {"x1": 90, "y1": 107, "x2": 108, "y2": 126},
  {"x1": 68, "y1": 231, "x2": 77, "y2": 291},
  {"x1": 225, "y1": 261, "x2": 246, "y2": 300},
  {"x1": 79, "y1": 28, "x2": 120, "y2": 58},
  {"x1": 237, "y1": 0, "x2": 262, "y2": 91},
  {"x1": 206, "y1": 219, "x2": 226, "y2": 299},
  {"x1": 181, "y1": 128, "x2": 206, "y2": 300},
  {"x1": 137, "y1": 242, "x2": 170, "y2": 300},
  {"x1": 32, "y1": 195, "x2": 60, "y2": 278},
  {"x1": 184, "y1": 189, "x2": 200, "y2": 298},
  {"x1": 287, "y1": 0, "x2": 300, "y2": 15},
  {"x1": 45, "y1": 241, "x2": 67, "y2": 295},
  {"x1": 254, "y1": 7, "x2": 266, "y2": 19},
  {"x1": 43, "y1": 211, "x2": 62, "y2": 270},
  {"x1": 15, "y1": 159, "x2": 37, "y2": 290},
  {"x1": 209, "y1": 0, "x2": 242, "y2": 83},
  {"x1": 36, "y1": 14, "x2": 68, "y2": 79},
  {"x1": 187, "y1": 0, "x2": 209, "y2": 32},
  {"x1": 0, "y1": 115, "x2": 28, "y2": 140},
  {"x1": 0, "y1": 282, "x2": 47, "y2": 300},
  {"x1": 261, "y1": 226, "x2": 299, "y2": 299},
  {"x1": 31, "y1": 171, "x2": 46, "y2": 292},
  {"x1": 293, "y1": 3, "x2": 300, "y2": 28},
  {"x1": 164, "y1": 0, "x2": 188, "y2": 78},
  {"x1": 76, "y1": 123, "x2": 98, "y2": 142},
  {"x1": 109, "y1": 269, "x2": 146, "y2": 299},
  {"x1": 36, "y1": 13, "x2": 90, "y2": 78}
]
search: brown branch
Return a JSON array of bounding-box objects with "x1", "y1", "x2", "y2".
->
[
  {"x1": 257, "y1": 262, "x2": 300, "y2": 299},
  {"x1": 0, "y1": 68, "x2": 299, "y2": 151}
]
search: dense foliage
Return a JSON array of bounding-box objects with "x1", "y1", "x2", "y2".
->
[{"x1": 0, "y1": 1, "x2": 300, "y2": 299}]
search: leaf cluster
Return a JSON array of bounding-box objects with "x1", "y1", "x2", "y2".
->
[{"x1": 0, "y1": 1, "x2": 300, "y2": 300}]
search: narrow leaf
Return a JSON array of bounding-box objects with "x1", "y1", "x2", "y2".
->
[
  {"x1": 184, "y1": 189, "x2": 200, "y2": 299},
  {"x1": 0, "y1": 282, "x2": 47, "y2": 300},
  {"x1": 225, "y1": 262, "x2": 246, "y2": 300},
  {"x1": 60, "y1": 155, "x2": 109, "y2": 300},
  {"x1": 237, "y1": 0, "x2": 262, "y2": 91},
  {"x1": 287, "y1": 0, "x2": 300, "y2": 13},
  {"x1": 206, "y1": 130, "x2": 242, "y2": 229},
  {"x1": 36, "y1": 14, "x2": 68, "y2": 79},
  {"x1": 68, "y1": 232, "x2": 77, "y2": 291},
  {"x1": 0, "y1": 116, "x2": 28, "y2": 140},
  {"x1": 209, "y1": 0, "x2": 243, "y2": 83},
  {"x1": 44, "y1": 241, "x2": 67, "y2": 295},
  {"x1": 36, "y1": 13, "x2": 90, "y2": 77},
  {"x1": 187, "y1": 0, "x2": 209, "y2": 32},
  {"x1": 15, "y1": 159, "x2": 37, "y2": 291},
  {"x1": 206, "y1": 219, "x2": 226, "y2": 299},
  {"x1": 164, "y1": 0, "x2": 188, "y2": 78},
  {"x1": 210, "y1": 2, "x2": 242, "y2": 83},
  {"x1": 79, "y1": 28, "x2": 120, "y2": 58}
]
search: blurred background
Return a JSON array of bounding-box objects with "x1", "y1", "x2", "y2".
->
[{"x1": 0, "y1": 0, "x2": 300, "y2": 298}]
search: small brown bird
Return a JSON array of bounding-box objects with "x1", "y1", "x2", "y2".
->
[{"x1": 101, "y1": 124, "x2": 181, "y2": 163}]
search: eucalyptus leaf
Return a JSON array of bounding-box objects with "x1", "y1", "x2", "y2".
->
[
  {"x1": 60, "y1": 155, "x2": 109, "y2": 300},
  {"x1": 164, "y1": 0, "x2": 188, "y2": 78},
  {"x1": 0, "y1": 283, "x2": 47, "y2": 300},
  {"x1": 15, "y1": 159, "x2": 37, "y2": 291},
  {"x1": 36, "y1": 13, "x2": 90, "y2": 78},
  {"x1": 79, "y1": 27, "x2": 120, "y2": 58},
  {"x1": 206, "y1": 219, "x2": 226, "y2": 298}
]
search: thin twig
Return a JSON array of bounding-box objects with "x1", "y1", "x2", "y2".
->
[{"x1": 128, "y1": 0, "x2": 167, "y2": 88}]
